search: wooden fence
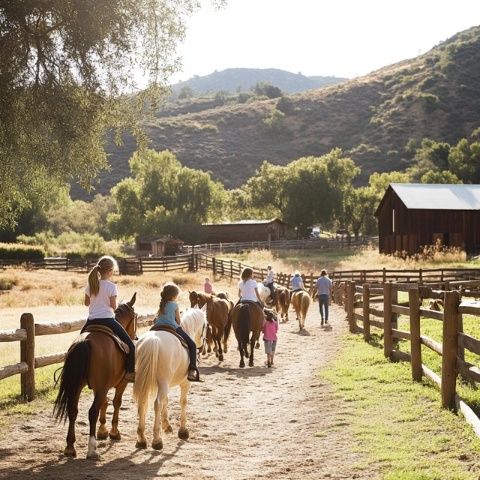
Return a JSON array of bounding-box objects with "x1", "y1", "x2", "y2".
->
[
  {"x1": 0, "y1": 313, "x2": 155, "y2": 401},
  {"x1": 334, "y1": 278, "x2": 480, "y2": 436},
  {"x1": 184, "y1": 236, "x2": 377, "y2": 254}
]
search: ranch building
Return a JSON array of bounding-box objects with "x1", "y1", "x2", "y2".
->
[
  {"x1": 375, "y1": 183, "x2": 480, "y2": 255},
  {"x1": 135, "y1": 236, "x2": 184, "y2": 257},
  {"x1": 201, "y1": 218, "x2": 293, "y2": 243}
]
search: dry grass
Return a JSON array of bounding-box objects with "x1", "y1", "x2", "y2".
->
[{"x1": 219, "y1": 246, "x2": 479, "y2": 277}]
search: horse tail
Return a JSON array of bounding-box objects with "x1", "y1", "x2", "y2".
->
[
  {"x1": 224, "y1": 308, "x2": 233, "y2": 344},
  {"x1": 133, "y1": 335, "x2": 162, "y2": 406},
  {"x1": 53, "y1": 339, "x2": 90, "y2": 423},
  {"x1": 238, "y1": 303, "x2": 250, "y2": 346},
  {"x1": 301, "y1": 292, "x2": 311, "y2": 318}
]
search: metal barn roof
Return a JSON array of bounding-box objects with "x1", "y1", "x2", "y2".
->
[{"x1": 390, "y1": 183, "x2": 480, "y2": 210}]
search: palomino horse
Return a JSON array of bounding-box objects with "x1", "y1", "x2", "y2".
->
[
  {"x1": 291, "y1": 290, "x2": 311, "y2": 331},
  {"x1": 54, "y1": 294, "x2": 137, "y2": 459},
  {"x1": 274, "y1": 285, "x2": 291, "y2": 322},
  {"x1": 230, "y1": 302, "x2": 266, "y2": 367},
  {"x1": 205, "y1": 296, "x2": 231, "y2": 361},
  {"x1": 134, "y1": 308, "x2": 207, "y2": 450}
]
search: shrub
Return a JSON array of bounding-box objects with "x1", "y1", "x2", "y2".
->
[
  {"x1": 0, "y1": 277, "x2": 17, "y2": 290},
  {"x1": 0, "y1": 243, "x2": 45, "y2": 260},
  {"x1": 263, "y1": 108, "x2": 286, "y2": 132}
]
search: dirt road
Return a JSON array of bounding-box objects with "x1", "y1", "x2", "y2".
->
[{"x1": 0, "y1": 305, "x2": 377, "y2": 480}]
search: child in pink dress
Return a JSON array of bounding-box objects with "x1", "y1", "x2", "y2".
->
[
  {"x1": 204, "y1": 277, "x2": 213, "y2": 294},
  {"x1": 262, "y1": 313, "x2": 279, "y2": 368}
]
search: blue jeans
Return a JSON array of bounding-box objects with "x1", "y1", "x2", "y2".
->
[
  {"x1": 176, "y1": 327, "x2": 197, "y2": 370},
  {"x1": 319, "y1": 294, "x2": 330, "y2": 321},
  {"x1": 82, "y1": 317, "x2": 135, "y2": 373}
]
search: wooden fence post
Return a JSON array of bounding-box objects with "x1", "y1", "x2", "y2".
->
[
  {"x1": 347, "y1": 281, "x2": 356, "y2": 333},
  {"x1": 442, "y1": 290, "x2": 460, "y2": 410},
  {"x1": 382, "y1": 267, "x2": 386, "y2": 283},
  {"x1": 409, "y1": 286, "x2": 422, "y2": 382},
  {"x1": 383, "y1": 283, "x2": 393, "y2": 359},
  {"x1": 20, "y1": 313, "x2": 35, "y2": 401},
  {"x1": 363, "y1": 284, "x2": 370, "y2": 341}
]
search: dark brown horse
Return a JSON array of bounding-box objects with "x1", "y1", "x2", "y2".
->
[
  {"x1": 54, "y1": 293, "x2": 137, "y2": 459},
  {"x1": 230, "y1": 302, "x2": 266, "y2": 367},
  {"x1": 274, "y1": 285, "x2": 291, "y2": 322},
  {"x1": 205, "y1": 296, "x2": 231, "y2": 361}
]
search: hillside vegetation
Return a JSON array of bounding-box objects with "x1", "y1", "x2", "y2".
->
[{"x1": 73, "y1": 26, "x2": 480, "y2": 197}]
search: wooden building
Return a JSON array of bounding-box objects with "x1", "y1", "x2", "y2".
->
[
  {"x1": 375, "y1": 183, "x2": 480, "y2": 255},
  {"x1": 202, "y1": 218, "x2": 293, "y2": 243},
  {"x1": 135, "y1": 236, "x2": 184, "y2": 257}
]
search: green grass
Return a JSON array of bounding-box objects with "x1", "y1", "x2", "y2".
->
[{"x1": 322, "y1": 333, "x2": 480, "y2": 479}]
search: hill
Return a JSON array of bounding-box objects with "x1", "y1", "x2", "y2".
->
[
  {"x1": 72, "y1": 26, "x2": 480, "y2": 198},
  {"x1": 171, "y1": 68, "x2": 347, "y2": 95}
]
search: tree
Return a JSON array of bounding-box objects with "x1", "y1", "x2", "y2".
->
[
  {"x1": 244, "y1": 149, "x2": 359, "y2": 236},
  {"x1": 407, "y1": 138, "x2": 451, "y2": 181},
  {"x1": 178, "y1": 86, "x2": 194, "y2": 100},
  {"x1": 448, "y1": 138, "x2": 480, "y2": 183},
  {"x1": 0, "y1": 1, "x2": 222, "y2": 227},
  {"x1": 420, "y1": 170, "x2": 462, "y2": 184},
  {"x1": 108, "y1": 149, "x2": 225, "y2": 243},
  {"x1": 253, "y1": 82, "x2": 283, "y2": 99}
]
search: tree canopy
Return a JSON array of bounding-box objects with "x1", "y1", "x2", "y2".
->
[
  {"x1": 0, "y1": 0, "x2": 222, "y2": 227},
  {"x1": 108, "y1": 149, "x2": 225, "y2": 243}
]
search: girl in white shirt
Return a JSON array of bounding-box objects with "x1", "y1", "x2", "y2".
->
[
  {"x1": 81, "y1": 255, "x2": 135, "y2": 382},
  {"x1": 238, "y1": 267, "x2": 264, "y2": 308}
]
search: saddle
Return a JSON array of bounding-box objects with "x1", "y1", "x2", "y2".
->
[
  {"x1": 82, "y1": 325, "x2": 130, "y2": 355},
  {"x1": 149, "y1": 324, "x2": 188, "y2": 350}
]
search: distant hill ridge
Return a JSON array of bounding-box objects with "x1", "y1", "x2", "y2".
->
[
  {"x1": 72, "y1": 26, "x2": 480, "y2": 199},
  {"x1": 171, "y1": 67, "x2": 347, "y2": 94}
]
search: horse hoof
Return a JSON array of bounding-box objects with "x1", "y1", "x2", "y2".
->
[
  {"x1": 178, "y1": 428, "x2": 189, "y2": 440},
  {"x1": 239, "y1": 362, "x2": 245, "y2": 368},
  {"x1": 136, "y1": 440, "x2": 147, "y2": 449},
  {"x1": 164, "y1": 425, "x2": 173, "y2": 433},
  {"x1": 97, "y1": 430, "x2": 108, "y2": 441},
  {"x1": 219, "y1": 354, "x2": 224, "y2": 361},
  {"x1": 64, "y1": 446, "x2": 76, "y2": 457},
  {"x1": 86, "y1": 452, "x2": 100, "y2": 460},
  {"x1": 109, "y1": 431, "x2": 121, "y2": 441},
  {"x1": 249, "y1": 361, "x2": 254, "y2": 367},
  {"x1": 152, "y1": 440, "x2": 163, "y2": 450}
]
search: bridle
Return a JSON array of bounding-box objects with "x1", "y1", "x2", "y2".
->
[{"x1": 115, "y1": 303, "x2": 137, "y2": 340}]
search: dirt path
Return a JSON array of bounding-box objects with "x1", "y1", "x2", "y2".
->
[{"x1": 0, "y1": 305, "x2": 377, "y2": 480}]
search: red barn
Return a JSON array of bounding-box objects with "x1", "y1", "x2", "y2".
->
[{"x1": 375, "y1": 183, "x2": 480, "y2": 255}]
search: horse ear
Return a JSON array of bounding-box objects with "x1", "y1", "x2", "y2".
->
[
  {"x1": 200, "y1": 304, "x2": 207, "y2": 312},
  {"x1": 129, "y1": 292, "x2": 137, "y2": 307}
]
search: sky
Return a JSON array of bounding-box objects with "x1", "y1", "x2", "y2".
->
[{"x1": 169, "y1": 0, "x2": 480, "y2": 83}]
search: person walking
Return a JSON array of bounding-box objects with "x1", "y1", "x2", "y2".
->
[
  {"x1": 82, "y1": 255, "x2": 135, "y2": 382},
  {"x1": 264, "y1": 265, "x2": 276, "y2": 303},
  {"x1": 316, "y1": 269, "x2": 332, "y2": 325},
  {"x1": 203, "y1": 277, "x2": 213, "y2": 294},
  {"x1": 262, "y1": 312, "x2": 278, "y2": 368}
]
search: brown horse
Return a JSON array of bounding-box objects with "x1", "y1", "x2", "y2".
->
[
  {"x1": 230, "y1": 302, "x2": 265, "y2": 367},
  {"x1": 291, "y1": 290, "x2": 311, "y2": 331},
  {"x1": 205, "y1": 296, "x2": 231, "y2": 361},
  {"x1": 274, "y1": 285, "x2": 291, "y2": 322},
  {"x1": 189, "y1": 291, "x2": 214, "y2": 354},
  {"x1": 54, "y1": 294, "x2": 137, "y2": 459}
]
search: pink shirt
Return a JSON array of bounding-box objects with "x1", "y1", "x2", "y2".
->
[
  {"x1": 204, "y1": 282, "x2": 213, "y2": 294},
  {"x1": 262, "y1": 320, "x2": 278, "y2": 341}
]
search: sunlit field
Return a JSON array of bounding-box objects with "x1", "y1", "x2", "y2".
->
[{"x1": 218, "y1": 246, "x2": 478, "y2": 276}]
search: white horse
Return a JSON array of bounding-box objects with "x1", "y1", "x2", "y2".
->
[
  {"x1": 257, "y1": 282, "x2": 273, "y2": 304},
  {"x1": 133, "y1": 308, "x2": 207, "y2": 450}
]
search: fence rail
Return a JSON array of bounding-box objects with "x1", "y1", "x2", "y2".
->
[
  {"x1": 184, "y1": 236, "x2": 377, "y2": 254},
  {"x1": 0, "y1": 313, "x2": 155, "y2": 400},
  {"x1": 334, "y1": 279, "x2": 480, "y2": 437}
]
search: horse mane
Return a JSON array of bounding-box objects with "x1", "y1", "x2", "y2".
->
[{"x1": 181, "y1": 308, "x2": 206, "y2": 340}]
